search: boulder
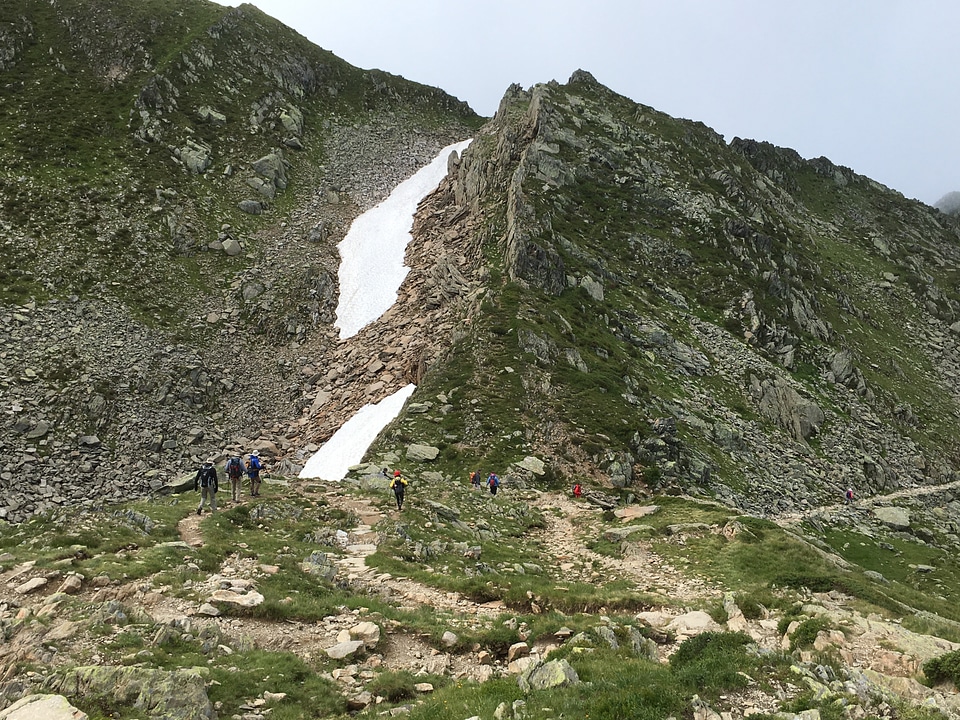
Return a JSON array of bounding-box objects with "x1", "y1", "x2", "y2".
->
[
  {"x1": 222, "y1": 236, "x2": 242, "y2": 256},
  {"x1": 0, "y1": 694, "x2": 88, "y2": 720},
  {"x1": 507, "y1": 642, "x2": 530, "y2": 662},
  {"x1": 406, "y1": 444, "x2": 440, "y2": 461},
  {"x1": 325, "y1": 640, "x2": 364, "y2": 660},
  {"x1": 602, "y1": 525, "x2": 654, "y2": 543},
  {"x1": 251, "y1": 153, "x2": 287, "y2": 189},
  {"x1": 518, "y1": 659, "x2": 580, "y2": 692},
  {"x1": 874, "y1": 506, "x2": 911, "y2": 531},
  {"x1": 513, "y1": 456, "x2": 546, "y2": 475},
  {"x1": 197, "y1": 106, "x2": 226, "y2": 125},
  {"x1": 350, "y1": 621, "x2": 381, "y2": 649},
  {"x1": 45, "y1": 666, "x2": 212, "y2": 720},
  {"x1": 207, "y1": 589, "x2": 264, "y2": 608},
  {"x1": 179, "y1": 144, "x2": 211, "y2": 174},
  {"x1": 665, "y1": 611, "x2": 721, "y2": 636}
]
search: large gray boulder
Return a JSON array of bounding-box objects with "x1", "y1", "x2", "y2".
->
[
  {"x1": 874, "y1": 506, "x2": 911, "y2": 531},
  {"x1": 518, "y1": 659, "x2": 580, "y2": 692},
  {"x1": 755, "y1": 377, "x2": 824, "y2": 442},
  {"x1": 45, "y1": 667, "x2": 213, "y2": 720},
  {"x1": 406, "y1": 444, "x2": 439, "y2": 462},
  {"x1": 251, "y1": 153, "x2": 287, "y2": 190},
  {"x1": 178, "y1": 142, "x2": 212, "y2": 174}
]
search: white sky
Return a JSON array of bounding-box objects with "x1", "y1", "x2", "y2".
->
[
  {"x1": 301, "y1": 143, "x2": 469, "y2": 480},
  {"x1": 214, "y1": 0, "x2": 958, "y2": 206}
]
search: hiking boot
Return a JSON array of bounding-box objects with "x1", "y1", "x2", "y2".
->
[{"x1": 197, "y1": 508, "x2": 202, "y2": 515}]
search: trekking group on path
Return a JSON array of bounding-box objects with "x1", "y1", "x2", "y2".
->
[
  {"x1": 193, "y1": 451, "x2": 264, "y2": 515},
  {"x1": 196, "y1": 456, "x2": 548, "y2": 518},
  {"x1": 468, "y1": 470, "x2": 501, "y2": 495}
]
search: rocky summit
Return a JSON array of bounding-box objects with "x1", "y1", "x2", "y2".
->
[{"x1": 5, "y1": 1, "x2": 960, "y2": 719}]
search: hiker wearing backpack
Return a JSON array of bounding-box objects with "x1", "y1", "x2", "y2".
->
[
  {"x1": 469, "y1": 470, "x2": 481, "y2": 490},
  {"x1": 246, "y1": 452, "x2": 262, "y2": 497},
  {"x1": 225, "y1": 455, "x2": 244, "y2": 502},
  {"x1": 487, "y1": 472, "x2": 500, "y2": 496},
  {"x1": 194, "y1": 461, "x2": 219, "y2": 515},
  {"x1": 573, "y1": 482, "x2": 583, "y2": 499},
  {"x1": 388, "y1": 469, "x2": 408, "y2": 511}
]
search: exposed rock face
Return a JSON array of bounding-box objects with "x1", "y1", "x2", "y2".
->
[
  {"x1": 44, "y1": 667, "x2": 214, "y2": 720},
  {"x1": 754, "y1": 376, "x2": 824, "y2": 443}
]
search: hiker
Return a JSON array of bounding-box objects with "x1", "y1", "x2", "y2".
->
[
  {"x1": 469, "y1": 470, "x2": 481, "y2": 490},
  {"x1": 845, "y1": 487, "x2": 854, "y2": 505},
  {"x1": 573, "y1": 482, "x2": 582, "y2": 499},
  {"x1": 225, "y1": 454, "x2": 244, "y2": 502},
  {"x1": 389, "y1": 469, "x2": 408, "y2": 511},
  {"x1": 487, "y1": 472, "x2": 500, "y2": 496},
  {"x1": 246, "y1": 451, "x2": 262, "y2": 497},
  {"x1": 194, "y1": 461, "x2": 218, "y2": 515}
]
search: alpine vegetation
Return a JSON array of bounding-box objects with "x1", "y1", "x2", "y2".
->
[{"x1": 3, "y1": 1, "x2": 960, "y2": 719}]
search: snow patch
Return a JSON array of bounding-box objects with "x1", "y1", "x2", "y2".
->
[
  {"x1": 334, "y1": 139, "x2": 472, "y2": 339},
  {"x1": 299, "y1": 384, "x2": 416, "y2": 480}
]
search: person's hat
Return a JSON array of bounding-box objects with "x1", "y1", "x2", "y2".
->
[
  {"x1": 394, "y1": 470, "x2": 401, "y2": 477},
  {"x1": 251, "y1": 450, "x2": 259, "y2": 457}
]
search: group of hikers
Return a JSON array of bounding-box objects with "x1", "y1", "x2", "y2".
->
[
  {"x1": 468, "y1": 470, "x2": 501, "y2": 496},
  {"x1": 193, "y1": 452, "x2": 263, "y2": 514},
  {"x1": 196, "y1": 457, "x2": 588, "y2": 516},
  {"x1": 379, "y1": 468, "x2": 506, "y2": 512}
]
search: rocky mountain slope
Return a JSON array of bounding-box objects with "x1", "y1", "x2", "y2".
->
[
  {"x1": 6, "y1": 1, "x2": 960, "y2": 717},
  {"x1": 0, "y1": 0, "x2": 479, "y2": 521}
]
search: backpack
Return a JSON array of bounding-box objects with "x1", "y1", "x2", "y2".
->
[
  {"x1": 199, "y1": 465, "x2": 217, "y2": 488},
  {"x1": 248, "y1": 455, "x2": 262, "y2": 471},
  {"x1": 226, "y1": 457, "x2": 242, "y2": 478},
  {"x1": 490, "y1": 474, "x2": 500, "y2": 488}
]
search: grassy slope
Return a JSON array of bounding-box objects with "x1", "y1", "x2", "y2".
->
[
  {"x1": 0, "y1": 0, "x2": 481, "y2": 323},
  {"x1": 0, "y1": 478, "x2": 954, "y2": 719}
]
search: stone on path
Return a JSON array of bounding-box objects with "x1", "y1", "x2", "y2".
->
[{"x1": 326, "y1": 640, "x2": 365, "y2": 660}]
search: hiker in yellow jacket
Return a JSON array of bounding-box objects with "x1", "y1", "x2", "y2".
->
[{"x1": 384, "y1": 468, "x2": 408, "y2": 511}]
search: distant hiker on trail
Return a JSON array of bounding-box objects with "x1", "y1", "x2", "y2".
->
[
  {"x1": 573, "y1": 482, "x2": 582, "y2": 499},
  {"x1": 246, "y1": 452, "x2": 262, "y2": 497},
  {"x1": 470, "y1": 470, "x2": 481, "y2": 490},
  {"x1": 845, "y1": 488, "x2": 854, "y2": 505},
  {"x1": 194, "y1": 461, "x2": 218, "y2": 515},
  {"x1": 487, "y1": 472, "x2": 500, "y2": 496},
  {"x1": 388, "y1": 469, "x2": 408, "y2": 511},
  {"x1": 225, "y1": 455, "x2": 244, "y2": 502}
]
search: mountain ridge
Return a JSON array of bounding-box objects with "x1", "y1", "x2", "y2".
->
[{"x1": 5, "y1": 1, "x2": 960, "y2": 717}]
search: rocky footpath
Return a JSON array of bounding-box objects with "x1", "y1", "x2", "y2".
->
[{"x1": 2, "y1": 484, "x2": 960, "y2": 718}]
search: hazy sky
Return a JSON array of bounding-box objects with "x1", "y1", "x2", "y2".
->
[{"x1": 214, "y1": 0, "x2": 958, "y2": 205}]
